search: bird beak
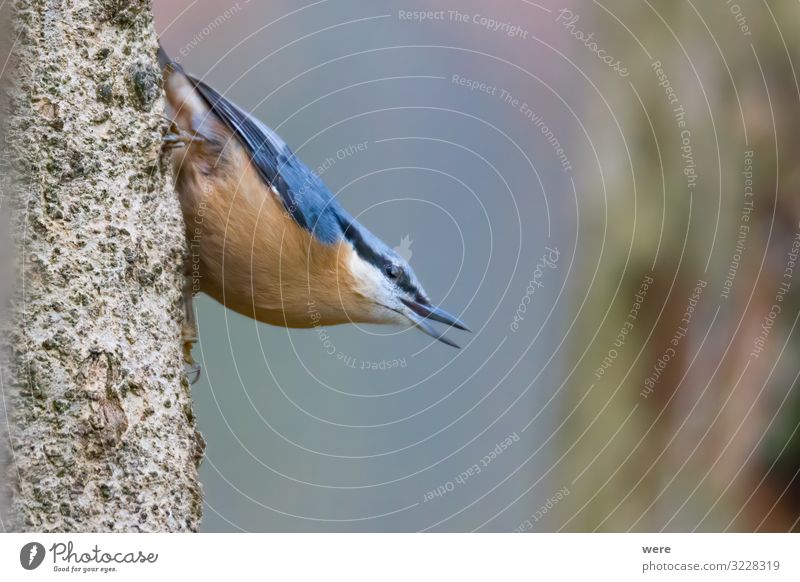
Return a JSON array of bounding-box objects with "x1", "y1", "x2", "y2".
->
[
  {"x1": 401, "y1": 298, "x2": 471, "y2": 331},
  {"x1": 401, "y1": 297, "x2": 471, "y2": 348}
]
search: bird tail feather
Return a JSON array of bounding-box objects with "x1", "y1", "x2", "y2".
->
[{"x1": 156, "y1": 42, "x2": 184, "y2": 75}]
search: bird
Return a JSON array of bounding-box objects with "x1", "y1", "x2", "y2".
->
[{"x1": 157, "y1": 46, "x2": 470, "y2": 371}]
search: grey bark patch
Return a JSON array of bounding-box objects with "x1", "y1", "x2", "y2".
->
[{"x1": 129, "y1": 61, "x2": 161, "y2": 111}]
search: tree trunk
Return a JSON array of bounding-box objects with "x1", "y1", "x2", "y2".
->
[{"x1": 1, "y1": 0, "x2": 203, "y2": 532}]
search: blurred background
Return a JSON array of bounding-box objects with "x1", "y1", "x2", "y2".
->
[{"x1": 154, "y1": 0, "x2": 800, "y2": 531}]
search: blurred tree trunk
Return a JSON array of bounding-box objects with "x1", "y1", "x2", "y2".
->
[
  {"x1": 1, "y1": 0, "x2": 203, "y2": 532},
  {"x1": 562, "y1": 1, "x2": 800, "y2": 532}
]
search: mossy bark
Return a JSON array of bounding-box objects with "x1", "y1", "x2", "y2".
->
[{"x1": 1, "y1": 0, "x2": 203, "y2": 532}]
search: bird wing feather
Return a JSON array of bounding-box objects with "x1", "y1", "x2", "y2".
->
[{"x1": 188, "y1": 75, "x2": 346, "y2": 244}]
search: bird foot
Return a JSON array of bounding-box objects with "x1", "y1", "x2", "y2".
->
[
  {"x1": 163, "y1": 131, "x2": 204, "y2": 150},
  {"x1": 185, "y1": 361, "x2": 202, "y2": 385},
  {"x1": 162, "y1": 121, "x2": 205, "y2": 150},
  {"x1": 183, "y1": 326, "x2": 201, "y2": 385}
]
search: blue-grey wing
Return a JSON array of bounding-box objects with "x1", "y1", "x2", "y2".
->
[{"x1": 188, "y1": 75, "x2": 346, "y2": 244}]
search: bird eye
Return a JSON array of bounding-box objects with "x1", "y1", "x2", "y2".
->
[{"x1": 385, "y1": 262, "x2": 401, "y2": 281}]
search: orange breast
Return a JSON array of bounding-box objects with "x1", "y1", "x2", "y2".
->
[
  {"x1": 164, "y1": 67, "x2": 372, "y2": 328},
  {"x1": 173, "y1": 129, "x2": 366, "y2": 328}
]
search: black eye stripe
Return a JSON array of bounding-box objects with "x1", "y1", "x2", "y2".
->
[{"x1": 392, "y1": 269, "x2": 417, "y2": 296}]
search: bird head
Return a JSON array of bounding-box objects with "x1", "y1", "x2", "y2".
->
[{"x1": 334, "y1": 218, "x2": 470, "y2": 348}]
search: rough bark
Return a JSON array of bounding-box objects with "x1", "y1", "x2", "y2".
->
[
  {"x1": 1, "y1": 0, "x2": 203, "y2": 532},
  {"x1": 0, "y1": 0, "x2": 12, "y2": 531}
]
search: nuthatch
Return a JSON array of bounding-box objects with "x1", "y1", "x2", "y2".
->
[{"x1": 158, "y1": 46, "x2": 470, "y2": 371}]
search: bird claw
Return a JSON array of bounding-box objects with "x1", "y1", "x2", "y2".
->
[
  {"x1": 185, "y1": 361, "x2": 202, "y2": 385},
  {"x1": 163, "y1": 128, "x2": 204, "y2": 150},
  {"x1": 162, "y1": 117, "x2": 205, "y2": 151},
  {"x1": 183, "y1": 322, "x2": 201, "y2": 384}
]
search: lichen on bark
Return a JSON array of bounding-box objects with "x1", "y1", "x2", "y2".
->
[{"x1": 1, "y1": 0, "x2": 203, "y2": 532}]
